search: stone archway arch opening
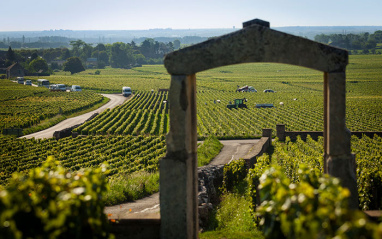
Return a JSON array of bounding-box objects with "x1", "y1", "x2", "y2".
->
[{"x1": 160, "y1": 19, "x2": 357, "y2": 239}]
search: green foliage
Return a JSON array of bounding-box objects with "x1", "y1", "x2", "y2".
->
[
  {"x1": 247, "y1": 154, "x2": 271, "y2": 215},
  {"x1": 73, "y1": 92, "x2": 169, "y2": 136},
  {"x1": 200, "y1": 229, "x2": 264, "y2": 239},
  {"x1": 104, "y1": 171, "x2": 159, "y2": 206},
  {"x1": 214, "y1": 193, "x2": 258, "y2": 233},
  {"x1": 6, "y1": 46, "x2": 16, "y2": 65},
  {"x1": 221, "y1": 159, "x2": 247, "y2": 193},
  {"x1": 271, "y1": 135, "x2": 382, "y2": 210},
  {"x1": 0, "y1": 135, "x2": 166, "y2": 186},
  {"x1": 29, "y1": 57, "x2": 49, "y2": 73},
  {"x1": 110, "y1": 42, "x2": 135, "y2": 69},
  {"x1": 351, "y1": 135, "x2": 382, "y2": 210},
  {"x1": 0, "y1": 80, "x2": 104, "y2": 132},
  {"x1": 0, "y1": 157, "x2": 112, "y2": 239},
  {"x1": 197, "y1": 135, "x2": 224, "y2": 166},
  {"x1": 95, "y1": 70, "x2": 101, "y2": 75},
  {"x1": 256, "y1": 165, "x2": 382, "y2": 239},
  {"x1": 63, "y1": 57, "x2": 85, "y2": 74}
]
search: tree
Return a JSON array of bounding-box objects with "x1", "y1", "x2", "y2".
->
[
  {"x1": 30, "y1": 52, "x2": 39, "y2": 61},
  {"x1": 95, "y1": 43, "x2": 106, "y2": 52},
  {"x1": 70, "y1": 40, "x2": 86, "y2": 57},
  {"x1": 63, "y1": 57, "x2": 85, "y2": 74},
  {"x1": 6, "y1": 46, "x2": 16, "y2": 63},
  {"x1": 29, "y1": 57, "x2": 49, "y2": 73},
  {"x1": 61, "y1": 48, "x2": 71, "y2": 60},
  {"x1": 173, "y1": 39, "x2": 181, "y2": 50},
  {"x1": 134, "y1": 54, "x2": 146, "y2": 65},
  {"x1": 80, "y1": 43, "x2": 93, "y2": 61},
  {"x1": 110, "y1": 42, "x2": 134, "y2": 68},
  {"x1": 97, "y1": 51, "x2": 109, "y2": 65},
  {"x1": 140, "y1": 39, "x2": 155, "y2": 58}
]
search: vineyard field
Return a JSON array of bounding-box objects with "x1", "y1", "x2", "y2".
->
[
  {"x1": 73, "y1": 91, "x2": 169, "y2": 136},
  {"x1": 1, "y1": 55, "x2": 381, "y2": 192},
  {"x1": 0, "y1": 80, "x2": 105, "y2": 133},
  {"x1": 270, "y1": 134, "x2": 382, "y2": 210},
  {"x1": 0, "y1": 135, "x2": 166, "y2": 186},
  {"x1": 53, "y1": 55, "x2": 382, "y2": 138}
]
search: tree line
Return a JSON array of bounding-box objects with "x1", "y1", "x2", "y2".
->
[
  {"x1": 314, "y1": 30, "x2": 382, "y2": 54},
  {"x1": 1, "y1": 38, "x2": 180, "y2": 75}
]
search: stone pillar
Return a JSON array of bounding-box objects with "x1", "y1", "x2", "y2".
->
[
  {"x1": 276, "y1": 124, "x2": 285, "y2": 141},
  {"x1": 160, "y1": 74, "x2": 198, "y2": 239},
  {"x1": 262, "y1": 129, "x2": 272, "y2": 148},
  {"x1": 324, "y1": 71, "x2": 358, "y2": 209},
  {"x1": 262, "y1": 128, "x2": 272, "y2": 138}
]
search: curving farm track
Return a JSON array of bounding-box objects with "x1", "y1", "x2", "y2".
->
[{"x1": 22, "y1": 94, "x2": 128, "y2": 139}]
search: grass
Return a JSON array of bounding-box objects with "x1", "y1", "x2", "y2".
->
[
  {"x1": 200, "y1": 193, "x2": 263, "y2": 239},
  {"x1": 198, "y1": 135, "x2": 224, "y2": 166},
  {"x1": 104, "y1": 171, "x2": 159, "y2": 206}
]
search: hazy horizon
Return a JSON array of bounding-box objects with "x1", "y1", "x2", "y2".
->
[
  {"x1": 1, "y1": 25, "x2": 382, "y2": 33},
  {"x1": 2, "y1": 0, "x2": 381, "y2": 31}
]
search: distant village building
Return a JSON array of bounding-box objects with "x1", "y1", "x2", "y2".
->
[{"x1": 6, "y1": 62, "x2": 25, "y2": 79}]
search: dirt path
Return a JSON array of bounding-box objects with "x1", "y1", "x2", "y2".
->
[
  {"x1": 104, "y1": 139, "x2": 259, "y2": 216},
  {"x1": 209, "y1": 139, "x2": 260, "y2": 165},
  {"x1": 22, "y1": 94, "x2": 128, "y2": 139}
]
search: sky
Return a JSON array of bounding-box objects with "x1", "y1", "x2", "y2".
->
[{"x1": 2, "y1": 0, "x2": 382, "y2": 31}]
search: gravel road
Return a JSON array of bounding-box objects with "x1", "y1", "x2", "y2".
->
[{"x1": 22, "y1": 94, "x2": 128, "y2": 139}]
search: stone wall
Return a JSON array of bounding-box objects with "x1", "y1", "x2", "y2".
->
[
  {"x1": 197, "y1": 165, "x2": 224, "y2": 230},
  {"x1": 52, "y1": 113, "x2": 98, "y2": 140}
]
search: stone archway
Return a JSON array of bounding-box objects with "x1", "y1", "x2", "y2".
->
[{"x1": 160, "y1": 19, "x2": 357, "y2": 239}]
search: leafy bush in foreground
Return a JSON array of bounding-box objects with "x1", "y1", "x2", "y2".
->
[
  {"x1": 0, "y1": 157, "x2": 112, "y2": 239},
  {"x1": 256, "y1": 165, "x2": 382, "y2": 239}
]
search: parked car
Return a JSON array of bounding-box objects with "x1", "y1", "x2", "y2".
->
[
  {"x1": 50, "y1": 84, "x2": 66, "y2": 91},
  {"x1": 17, "y1": 77, "x2": 24, "y2": 84},
  {"x1": 49, "y1": 84, "x2": 59, "y2": 91},
  {"x1": 57, "y1": 84, "x2": 67, "y2": 91},
  {"x1": 24, "y1": 80, "x2": 32, "y2": 86},
  {"x1": 71, "y1": 85, "x2": 82, "y2": 92},
  {"x1": 122, "y1": 86, "x2": 132, "y2": 97}
]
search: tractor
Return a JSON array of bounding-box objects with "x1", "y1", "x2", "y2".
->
[{"x1": 227, "y1": 98, "x2": 248, "y2": 109}]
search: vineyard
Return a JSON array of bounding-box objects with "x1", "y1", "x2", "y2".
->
[
  {"x1": 73, "y1": 91, "x2": 169, "y2": 136},
  {"x1": 71, "y1": 86, "x2": 382, "y2": 139},
  {"x1": 0, "y1": 134, "x2": 166, "y2": 186},
  {"x1": 0, "y1": 80, "x2": 104, "y2": 133},
  {"x1": 0, "y1": 55, "x2": 381, "y2": 201},
  {"x1": 47, "y1": 55, "x2": 380, "y2": 138},
  {"x1": 266, "y1": 134, "x2": 382, "y2": 210}
]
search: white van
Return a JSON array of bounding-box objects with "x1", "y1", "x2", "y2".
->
[
  {"x1": 37, "y1": 79, "x2": 50, "y2": 88},
  {"x1": 71, "y1": 85, "x2": 82, "y2": 92},
  {"x1": 122, "y1": 86, "x2": 132, "y2": 97}
]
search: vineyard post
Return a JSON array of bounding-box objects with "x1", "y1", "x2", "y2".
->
[
  {"x1": 324, "y1": 71, "x2": 358, "y2": 209},
  {"x1": 160, "y1": 74, "x2": 198, "y2": 239}
]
